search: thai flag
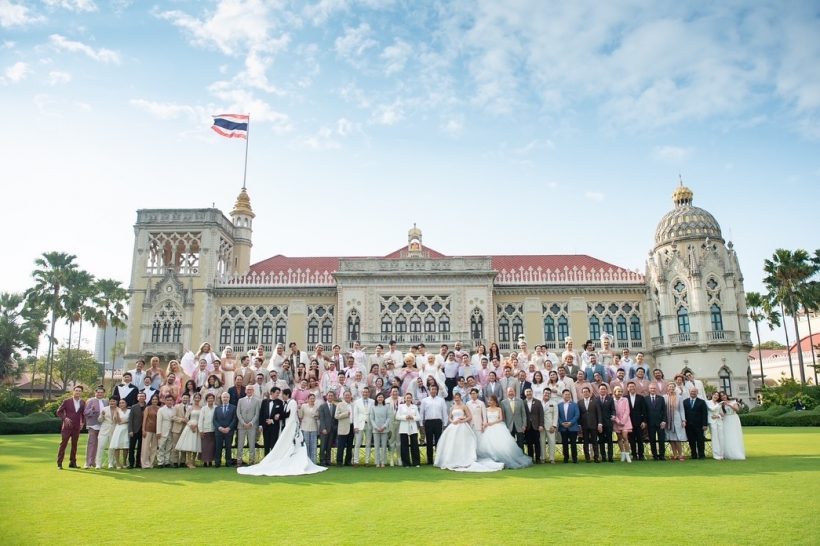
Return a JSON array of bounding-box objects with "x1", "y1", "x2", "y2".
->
[{"x1": 211, "y1": 114, "x2": 249, "y2": 139}]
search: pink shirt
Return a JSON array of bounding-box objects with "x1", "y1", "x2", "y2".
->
[{"x1": 292, "y1": 388, "x2": 310, "y2": 407}]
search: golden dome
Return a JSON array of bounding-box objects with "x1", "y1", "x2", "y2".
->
[
  {"x1": 672, "y1": 184, "x2": 694, "y2": 206},
  {"x1": 655, "y1": 182, "x2": 722, "y2": 247},
  {"x1": 408, "y1": 223, "x2": 422, "y2": 239},
  {"x1": 230, "y1": 187, "x2": 255, "y2": 218}
]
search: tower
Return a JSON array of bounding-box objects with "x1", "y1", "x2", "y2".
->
[
  {"x1": 646, "y1": 183, "x2": 754, "y2": 401},
  {"x1": 230, "y1": 187, "x2": 255, "y2": 274},
  {"x1": 407, "y1": 223, "x2": 422, "y2": 257}
]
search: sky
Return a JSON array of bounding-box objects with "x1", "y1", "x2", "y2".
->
[{"x1": 1, "y1": 0, "x2": 819, "y2": 348}]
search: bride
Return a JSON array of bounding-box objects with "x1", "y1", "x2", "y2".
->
[
  {"x1": 720, "y1": 392, "x2": 746, "y2": 460},
  {"x1": 237, "y1": 388, "x2": 327, "y2": 477},
  {"x1": 478, "y1": 396, "x2": 533, "y2": 469},
  {"x1": 434, "y1": 393, "x2": 503, "y2": 472}
]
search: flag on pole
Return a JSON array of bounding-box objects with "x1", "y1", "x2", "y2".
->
[{"x1": 211, "y1": 114, "x2": 249, "y2": 139}]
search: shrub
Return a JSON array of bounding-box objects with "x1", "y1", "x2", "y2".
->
[
  {"x1": 41, "y1": 392, "x2": 74, "y2": 416},
  {"x1": 0, "y1": 412, "x2": 62, "y2": 434},
  {"x1": 741, "y1": 407, "x2": 820, "y2": 427},
  {"x1": 0, "y1": 387, "x2": 27, "y2": 414}
]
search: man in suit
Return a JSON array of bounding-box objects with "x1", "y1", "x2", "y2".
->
[
  {"x1": 335, "y1": 390, "x2": 354, "y2": 466},
  {"x1": 646, "y1": 383, "x2": 668, "y2": 460},
  {"x1": 578, "y1": 386, "x2": 602, "y2": 462},
  {"x1": 523, "y1": 388, "x2": 544, "y2": 463},
  {"x1": 352, "y1": 386, "x2": 374, "y2": 465},
  {"x1": 112, "y1": 372, "x2": 138, "y2": 407},
  {"x1": 259, "y1": 387, "x2": 284, "y2": 455},
  {"x1": 557, "y1": 389, "x2": 580, "y2": 463},
  {"x1": 236, "y1": 385, "x2": 261, "y2": 466},
  {"x1": 56, "y1": 386, "x2": 85, "y2": 469},
  {"x1": 499, "y1": 368, "x2": 519, "y2": 401},
  {"x1": 501, "y1": 387, "x2": 526, "y2": 448},
  {"x1": 213, "y1": 392, "x2": 237, "y2": 467},
  {"x1": 597, "y1": 384, "x2": 616, "y2": 463},
  {"x1": 139, "y1": 375, "x2": 159, "y2": 406},
  {"x1": 682, "y1": 387, "x2": 708, "y2": 459},
  {"x1": 318, "y1": 391, "x2": 338, "y2": 466},
  {"x1": 169, "y1": 393, "x2": 189, "y2": 467},
  {"x1": 517, "y1": 370, "x2": 532, "y2": 400},
  {"x1": 482, "y1": 371, "x2": 503, "y2": 402},
  {"x1": 236, "y1": 355, "x2": 254, "y2": 389},
  {"x1": 155, "y1": 394, "x2": 176, "y2": 468},
  {"x1": 83, "y1": 386, "x2": 106, "y2": 469},
  {"x1": 584, "y1": 353, "x2": 607, "y2": 383},
  {"x1": 228, "y1": 376, "x2": 246, "y2": 407},
  {"x1": 128, "y1": 360, "x2": 147, "y2": 391},
  {"x1": 127, "y1": 392, "x2": 146, "y2": 468},
  {"x1": 385, "y1": 386, "x2": 402, "y2": 466},
  {"x1": 540, "y1": 388, "x2": 559, "y2": 463},
  {"x1": 626, "y1": 381, "x2": 648, "y2": 461},
  {"x1": 563, "y1": 354, "x2": 581, "y2": 379}
]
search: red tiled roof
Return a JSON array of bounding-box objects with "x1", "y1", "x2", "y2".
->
[
  {"x1": 250, "y1": 255, "x2": 340, "y2": 275},
  {"x1": 490, "y1": 255, "x2": 631, "y2": 272},
  {"x1": 789, "y1": 333, "x2": 820, "y2": 354}
]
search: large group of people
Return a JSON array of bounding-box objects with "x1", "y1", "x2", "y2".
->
[{"x1": 55, "y1": 335, "x2": 746, "y2": 474}]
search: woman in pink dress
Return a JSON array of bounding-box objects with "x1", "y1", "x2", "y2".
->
[
  {"x1": 399, "y1": 354, "x2": 420, "y2": 396},
  {"x1": 612, "y1": 385, "x2": 633, "y2": 462}
]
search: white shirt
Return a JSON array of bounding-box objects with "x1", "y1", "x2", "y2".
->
[
  {"x1": 396, "y1": 403, "x2": 420, "y2": 434},
  {"x1": 73, "y1": 399, "x2": 80, "y2": 412}
]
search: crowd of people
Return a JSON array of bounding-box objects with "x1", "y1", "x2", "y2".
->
[{"x1": 55, "y1": 335, "x2": 746, "y2": 473}]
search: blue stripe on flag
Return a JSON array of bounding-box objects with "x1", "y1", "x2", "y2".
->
[{"x1": 213, "y1": 118, "x2": 248, "y2": 132}]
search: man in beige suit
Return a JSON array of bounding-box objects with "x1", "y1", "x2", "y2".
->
[
  {"x1": 540, "y1": 388, "x2": 559, "y2": 463},
  {"x1": 155, "y1": 395, "x2": 175, "y2": 468},
  {"x1": 237, "y1": 385, "x2": 261, "y2": 466},
  {"x1": 335, "y1": 391, "x2": 353, "y2": 466},
  {"x1": 169, "y1": 393, "x2": 190, "y2": 467}
]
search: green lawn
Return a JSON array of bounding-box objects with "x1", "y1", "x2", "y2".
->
[{"x1": 1, "y1": 428, "x2": 818, "y2": 545}]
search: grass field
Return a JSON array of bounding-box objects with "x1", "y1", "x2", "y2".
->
[{"x1": 1, "y1": 428, "x2": 818, "y2": 545}]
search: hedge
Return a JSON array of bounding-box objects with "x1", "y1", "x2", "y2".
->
[
  {"x1": 0, "y1": 412, "x2": 62, "y2": 434},
  {"x1": 740, "y1": 407, "x2": 820, "y2": 427}
]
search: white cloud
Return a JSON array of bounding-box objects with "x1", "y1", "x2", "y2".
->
[
  {"x1": 513, "y1": 139, "x2": 554, "y2": 155},
  {"x1": 336, "y1": 117, "x2": 354, "y2": 136},
  {"x1": 441, "y1": 117, "x2": 463, "y2": 136},
  {"x1": 129, "y1": 99, "x2": 200, "y2": 120},
  {"x1": 49, "y1": 34, "x2": 121, "y2": 63},
  {"x1": 0, "y1": 0, "x2": 44, "y2": 27},
  {"x1": 2, "y1": 40, "x2": 16, "y2": 49},
  {"x1": 381, "y1": 38, "x2": 412, "y2": 75},
  {"x1": 304, "y1": 0, "x2": 348, "y2": 25},
  {"x1": 371, "y1": 100, "x2": 404, "y2": 125},
  {"x1": 584, "y1": 191, "x2": 605, "y2": 202},
  {"x1": 47, "y1": 70, "x2": 71, "y2": 85},
  {"x1": 300, "y1": 126, "x2": 341, "y2": 150},
  {"x1": 335, "y1": 23, "x2": 377, "y2": 60},
  {"x1": 43, "y1": 0, "x2": 97, "y2": 12},
  {"x1": 652, "y1": 145, "x2": 692, "y2": 162},
  {"x1": 4, "y1": 61, "x2": 29, "y2": 83}
]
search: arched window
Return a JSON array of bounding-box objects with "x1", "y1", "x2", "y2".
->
[
  {"x1": 710, "y1": 304, "x2": 724, "y2": 332},
  {"x1": 719, "y1": 367, "x2": 732, "y2": 396},
  {"x1": 233, "y1": 319, "x2": 245, "y2": 346},
  {"x1": 471, "y1": 309, "x2": 484, "y2": 341},
  {"x1": 347, "y1": 310, "x2": 360, "y2": 342},
  {"x1": 543, "y1": 316, "x2": 555, "y2": 343},
  {"x1": 557, "y1": 316, "x2": 569, "y2": 341},
  {"x1": 512, "y1": 316, "x2": 524, "y2": 342},
  {"x1": 307, "y1": 318, "x2": 319, "y2": 345},
  {"x1": 630, "y1": 315, "x2": 642, "y2": 341},
  {"x1": 260, "y1": 319, "x2": 273, "y2": 345},
  {"x1": 247, "y1": 319, "x2": 259, "y2": 346},
  {"x1": 172, "y1": 321, "x2": 181, "y2": 343},
  {"x1": 381, "y1": 315, "x2": 393, "y2": 334},
  {"x1": 498, "y1": 316, "x2": 510, "y2": 343},
  {"x1": 409, "y1": 314, "x2": 421, "y2": 333},
  {"x1": 275, "y1": 318, "x2": 287, "y2": 344},
  {"x1": 219, "y1": 319, "x2": 230, "y2": 346},
  {"x1": 656, "y1": 311, "x2": 663, "y2": 338},
  {"x1": 589, "y1": 316, "x2": 600, "y2": 340},
  {"x1": 395, "y1": 314, "x2": 407, "y2": 334},
  {"x1": 603, "y1": 315, "x2": 614, "y2": 336},
  {"x1": 616, "y1": 315, "x2": 628, "y2": 342},
  {"x1": 161, "y1": 322, "x2": 171, "y2": 342},
  {"x1": 439, "y1": 314, "x2": 450, "y2": 333},
  {"x1": 424, "y1": 314, "x2": 436, "y2": 333},
  {"x1": 677, "y1": 307, "x2": 690, "y2": 334},
  {"x1": 320, "y1": 320, "x2": 333, "y2": 344},
  {"x1": 152, "y1": 321, "x2": 161, "y2": 343}
]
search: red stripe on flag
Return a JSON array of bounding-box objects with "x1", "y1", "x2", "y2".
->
[{"x1": 211, "y1": 126, "x2": 248, "y2": 139}]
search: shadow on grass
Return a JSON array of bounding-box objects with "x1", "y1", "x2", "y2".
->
[{"x1": 3, "y1": 434, "x2": 818, "y2": 487}]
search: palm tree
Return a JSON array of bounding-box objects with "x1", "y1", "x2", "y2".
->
[
  {"x1": 0, "y1": 292, "x2": 47, "y2": 382},
  {"x1": 26, "y1": 252, "x2": 78, "y2": 399},
  {"x1": 764, "y1": 249, "x2": 819, "y2": 385},
  {"x1": 746, "y1": 291, "x2": 781, "y2": 388},
  {"x1": 93, "y1": 279, "x2": 129, "y2": 383},
  {"x1": 61, "y1": 270, "x2": 95, "y2": 391}
]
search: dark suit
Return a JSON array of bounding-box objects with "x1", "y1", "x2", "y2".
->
[
  {"x1": 683, "y1": 396, "x2": 708, "y2": 459},
  {"x1": 578, "y1": 397, "x2": 602, "y2": 462},
  {"x1": 523, "y1": 399, "x2": 544, "y2": 462},
  {"x1": 518, "y1": 380, "x2": 532, "y2": 400},
  {"x1": 627, "y1": 393, "x2": 647, "y2": 459},
  {"x1": 259, "y1": 398, "x2": 284, "y2": 455},
  {"x1": 646, "y1": 393, "x2": 667, "y2": 460},
  {"x1": 112, "y1": 383, "x2": 139, "y2": 407},
  {"x1": 557, "y1": 400, "x2": 580, "y2": 463},
  {"x1": 227, "y1": 386, "x2": 246, "y2": 407},
  {"x1": 597, "y1": 395, "x2": 615, "y2": 462},
  {"x1": 127, "y1": 402, "x2": 145, "y2": 468},
  {"x1": 212, "y1": 403, "x2": 237, "y2": 466},
  {"x1": 318, "y1": 401, "x2": 338, "y2": 466},
  {"x1": 584, "y1": 364, "x2": 607, "y2": 382}
]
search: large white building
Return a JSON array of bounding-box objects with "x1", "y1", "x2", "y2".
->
[{"x1": 124, "y1": 184, "x2": 755, "y2": 401}]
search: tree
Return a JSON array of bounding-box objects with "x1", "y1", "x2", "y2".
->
[
  {"x1": 753, "y1": 340, "x2": 786, "y2": 350},
  {"x1": 93, "y1": 279, "x2": 128, "y2": 383},
  {"x1": 746, "y1": 291, "x2": 782, "y2": 387},
  {"x1": 0, "y1": 293, "x2": 47, "y2": 382},
  {"x1": 61, "y1": 270, "x2": 96, "y2": 392},
  {"x1": 25, "y1": 252, "x2": 78, "y2": 400},
  {"x1": 764, "y1": 249, "x2": 819, "y2": 385},
  {"x1": 45, "y1": 347, "x2": 102, "y2": 390}
]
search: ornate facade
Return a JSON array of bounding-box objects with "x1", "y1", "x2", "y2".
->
[{"x1": 125, "y1": 184, "x2": 754, "y2": 400}]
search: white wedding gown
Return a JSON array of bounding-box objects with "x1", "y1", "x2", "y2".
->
[
  {"x1": 477, "y1": 408, "x2": 533, "y2": 469},
  {"x1": 434, "y1": 408, "x2": 504, "y2": 472},
  {"x1": 237, "y1": 399, "x2": 327, "y2": 477},
  {"x1": 721, "y1": 404, "x2": 746, "y2": 460}
]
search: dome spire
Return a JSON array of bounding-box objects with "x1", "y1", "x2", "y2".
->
[
  {"x1": 231, "y1": 186, "x2": 255, "y2": 218},
  {"x1": 672, "y1": 176, "x2": 694, "y2": 207}
]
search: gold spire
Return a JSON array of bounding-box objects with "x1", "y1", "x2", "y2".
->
[
  {"x1": 672, "y1": 177, "x2": 693, "y2": 207},
  {"x1": 230, "y1": 187, "x2": 255, "y2": 218},
  {"x1": 408, "y1": 222, "x2": 422, "y2": 239}
]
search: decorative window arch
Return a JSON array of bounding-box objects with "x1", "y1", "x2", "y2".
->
[
  {"x1": 710, "y1": 303, "x2": 724, "y2": 332},
  {"x1": 307, "y1": 305, "x2": 334, "y2": 348},
  {"x1": 543, "y1": 316, "x2": 555, "y2": 343},
  {"x1": 719, "y1": 367, "x2": 732, "y2": 396},
  {"x1": 150, "y1": 300, "x2": 182, "y2": 344},
  {"x1": 498, "y1": 316, "x2": 510, "y2": 343},
  {"x1": 587, "y1": 301, "x2": 641, "y2": 348},
  {"x1": 588, "y1": 316, "x2": 601, "y2": 341},
  {"x1": 616, "y1": 315, "x2": 628, "y2": 341},
  {"x1": 347, "y1": 309, "x2": 361, "y2": 342},
  {"x1": 541, "y1": 303, "x2": 569, "y2": 349},
  {"x1": 512, "y1": 316, "x2": 524, "y2": 343},
  {"x1": 557, "y1": 316, "x2": 570, "y2": 342},
  {"x1": 470, "y1": 308, "x2": 484, "y2": 343},
  {"x1": 677, "y1": 307, "x2": 690, "y2": 334},
  {"x1": 307, "y1": 318, "x2": 319, "y2": 345},
  {"x1": 602, "y1": 315, "x2": 614, "y2": 336},
  {"x1": 438, "y1": 314, "x2": 450, "y2": 333},
  {"x1": 247, "y1": 319, "x2": 259, "y2": 346},
  {"x1": 218, "y1": 305, "x2": 287, "y2": 354},
  {"x1": 497, "y1": 303, "x2": 523, "y2": 349},
  {"x1": 630, "y1": 315, "x2": 642, "y2": 341}
]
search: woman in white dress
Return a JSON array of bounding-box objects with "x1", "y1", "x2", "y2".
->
[
  {"x1": 109, "y1": 399, "x2": 130, "y2": 469},
  {"x1": 237, "y1": 388, "x2": 327, "y2": 477},
  {"x1": 719, "y1": 393, "x2": 746, "y2": 460},
  {"x1": 196, "y1": 342, "x2": 216, "y2": 372},
  {"x1": 477, "y1": 396, "x2": 533, "y2": 469},
  {"x1": 175, "y1": 393, "x2": 202, "y2": 468},
  {"x1": 420, "y1": 354, "x2": 447, "y2": 393},
  {"x1": 434, "y1": 393, "x2": 503, "y2": 472},
  {"x1": 706, "y1": 391, "x2": 724, "y2": 460},
  {"x1": 531, "y1": 371, "x2": 546, "y2": 401}
]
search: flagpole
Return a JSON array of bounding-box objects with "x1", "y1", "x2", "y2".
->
[{"x1": 242, "y1": 113, "x2": 250, "y2": 190}]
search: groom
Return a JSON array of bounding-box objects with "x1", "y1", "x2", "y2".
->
[
  {"x1": 502, "y1": 387, "x2": 526, "y2": 448},
  {"x1": 682, "y1": 387, "x2": 708, "y2": 459},
  {"x1": 523, "y1": 388, "x2": 544, "y2": 463}
]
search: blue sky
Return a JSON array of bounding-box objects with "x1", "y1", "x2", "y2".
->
[{"x1": 1, "y1": 0, "x2": 819, "y2": 345}]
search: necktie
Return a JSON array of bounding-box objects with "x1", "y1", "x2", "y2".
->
[{"x1": 651, "y1": 396, "x2": 655, "y2": 404}]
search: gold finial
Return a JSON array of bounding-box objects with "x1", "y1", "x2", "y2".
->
[
  {"x1": 230, "y1": 187, "x2": 255, "y2": 218},
  {"x1": 672, "y1": 179, "x2": 693, "y2": 207},
  {"x1": 408, "y1": 222, "x2": 422, "y2": 239}
]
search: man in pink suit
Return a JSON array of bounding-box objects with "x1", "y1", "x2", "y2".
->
[
  {"x1": 57, "y1": 386, "x2": 86, "y2": 469},
  {"x1": 83, "y1": 386, "x2": 107, "y2": 468}
]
